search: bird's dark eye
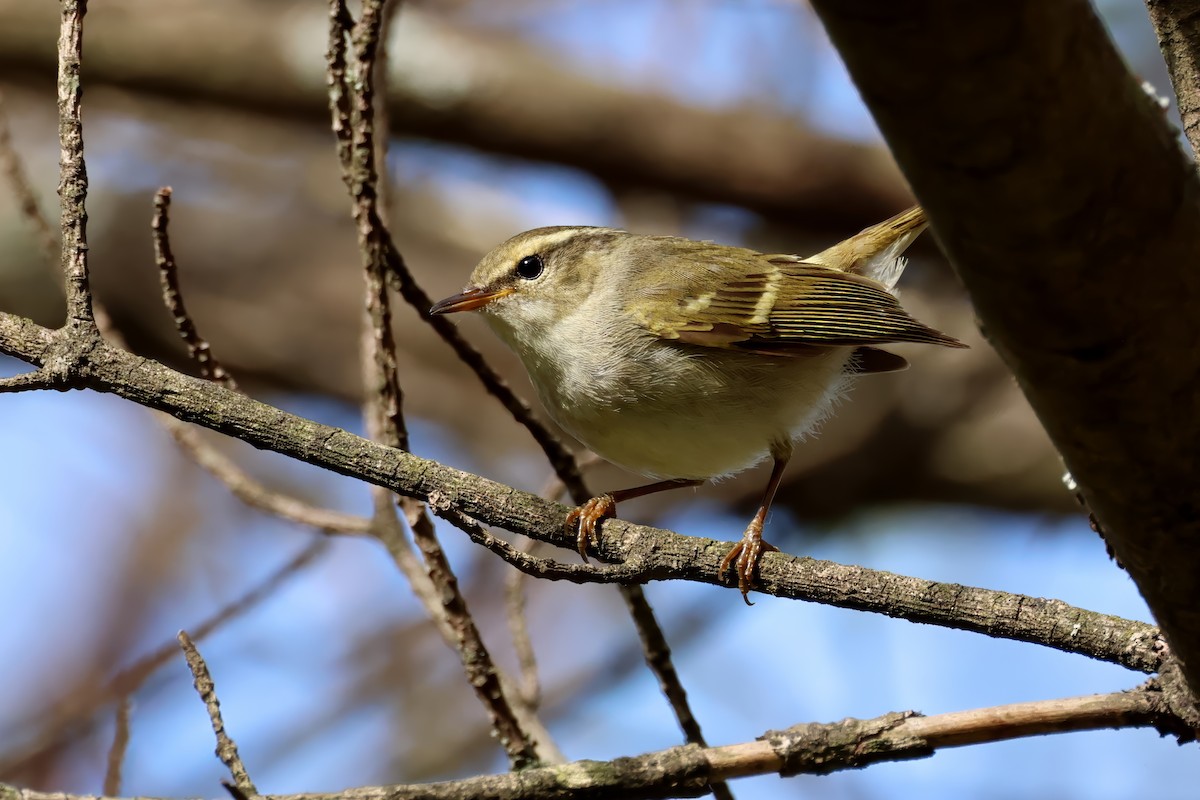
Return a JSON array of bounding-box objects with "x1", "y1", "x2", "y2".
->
[{"x1": 516, "y1": 254, "x2": 544, "y2": 280}]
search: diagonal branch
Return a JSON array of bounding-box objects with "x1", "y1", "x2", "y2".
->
[
  {"x1": 328, "y1": 0, "x2": 543, "y2": 770},
  {"x1": 1146, "y1": 0, "x2": 1200, "y2": 157},
  {"x1": 2, "y1": 685, "x2": 1191, "y2": 800},
  {"x1": 324, "y1": 1, "x2": 720, "y2": 783},
  {"x1": 153, "y1": 187, "x2": 236, "y2": 388},
  {"x1": 0, "y1": 311, "x2": 1165, "y2": 676},
  {"x1": 178, "y1": 632, "x2": 257, "y2": 796}
]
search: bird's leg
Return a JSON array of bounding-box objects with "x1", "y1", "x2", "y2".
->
[
  {"x1": 568, "y1": 478, "x2": 703, "y2": 561},
  {"x1": 720, "y1": 442, "x2": 790, "y2": 604}
]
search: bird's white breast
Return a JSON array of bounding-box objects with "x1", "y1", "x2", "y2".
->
[{"x1": 487, "y1": 291, "x2": 854, "y2": 481}]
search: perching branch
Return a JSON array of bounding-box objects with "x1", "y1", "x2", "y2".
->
[{"x1": 0, "y1": 311, "x2": 1166, "y2": 677}]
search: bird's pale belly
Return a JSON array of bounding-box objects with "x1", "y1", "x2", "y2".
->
[{"x1": 540, "y1": 348, "x2": 854, "y2": 481}]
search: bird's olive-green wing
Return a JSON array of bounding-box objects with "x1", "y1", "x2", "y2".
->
[{"x1": 628, "y1": 250, "x2": 964, "y2": 353}]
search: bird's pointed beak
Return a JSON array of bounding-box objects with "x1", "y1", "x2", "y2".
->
[{"x1": 429, "y1": 286, "x2": 513, "y2": 315}]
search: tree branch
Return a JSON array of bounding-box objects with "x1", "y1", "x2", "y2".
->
[
  {"x1": 55, "y1": 0, "x2": 94, "y2": 333},
  {"x1": 1146, "y1": 0, "x2": 1200, "y2": 156},
  {"x1": 1, "y1": 686, "x2": 1189, "y2": 800},
  {"x1": 0, "y1": 311, "x2": 1165, "y2": 675},
  {"x1": 178, "y1": 632, "x2": 257, "y2": 796}
]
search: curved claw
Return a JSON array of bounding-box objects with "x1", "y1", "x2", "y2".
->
[
  {"x1": 566, "y1": 494, "x2": 617, "y2": 562},
  {"x1": 719, "y1": 522, "x2": 780, "y2": 605}
]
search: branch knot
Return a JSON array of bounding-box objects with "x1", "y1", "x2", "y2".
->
[{"x1": 762, "y1": 711, "x2": 932, "y2": 776}]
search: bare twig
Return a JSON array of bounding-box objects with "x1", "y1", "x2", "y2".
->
[
  {"x1": 2, "y1": 92, "x2": 363, "y2": 537},
  {"x1": 328, "y1": 0, "x2": 541, "y2": 770},
  {"x1": 504, "y1": 539, "x2": 541, "y2": 708},
  {"x1": 178, "y1": 631, "x2": 257, "y2": 796},
  {"x1": 101, "y1": 696, "x2": 132, "y2": 797},
  {"x1": 152, "y1": 187, "x2": 236, "y2": 387},
  {"x1": 56, "y1": 0, "x2": 95, "y2": 333},
  {"x1": 0, "y1": 371, "x2": 56, "y2": 392},
  {"x1": 620, "y1": 585, "x2": 720, "y2": 783},
  {"x1": 7, "y1": 685, "x2": 1191, "y2": 800},
  {"x1": 0, "y1": 90, "x2": 58, "y2": 264},
  {"x1": 0, "y1": 539, "x2": 329, "y2": 778},
  {"x1": 325, "y1": 0, "x2": 708, "y2": 775},
  {"x1": 434, "y1": 507, "x2": 652, "y2": 584},
  {"x1": 1145, "y1": 0, "x2": 1200, "y2": 157},
  {"x1": 170, "y1": 426, "x2": 372, "y2": 533},
  {"x1": 501, "y1": 460, "x2": 604, "y2": 710},
  {"x1": 113, "y1": 540, "x2": 327, "y2": 695}
]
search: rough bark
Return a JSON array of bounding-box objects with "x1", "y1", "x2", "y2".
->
[{"x1": 809, "y1": 0, "x2": 1200, "y2": 698}]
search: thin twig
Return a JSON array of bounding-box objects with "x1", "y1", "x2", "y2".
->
[
  {"x1": 503, "y1": 458, "x2": 605, "y2": 710},
  {"x1": 328, "y1": 0, "x2": 541, "y2": 770},
  {"x1": 178, "y1": 631, "x2": 257, "y2": 796},
  {"x1": 1, "y1": 106, "x2": 364, "y2": 536},
  {"x1": 372, "y1": 0, "x2": 402, "y2": 225},
  {"x1": 169, "y1": 426, "x2": 371, "y2": 533},
  {"x1": 152, "y1": 187, "x2": 235, "y2": 387},
  {"x1": 324, "y1": 0, "x2": 708, "y2": 776},
  {"x1": 501, "y1": 458, "x2": 606, "y2": 709},
  {"x1": 12, "y1": 685, "x2": 1189, "y2": 800},
  {"x1": 101, "y1": 696, "x2": 132, "y2": 797},
  {"x1": 0, "y1": 371, "x2": 56, "y2": 392},
  {"x1": 148, "y1": 189, "x2": 368, "y2": 530},
  {"x1": 0, "y1": 90, "x2": 59, "y2": 265},
  {"x1": 504, "y1": 539, "x2": 541, "y2": 708},
  {"x1": 435, "y1": 507, "x2": 651, "y2": 584},
  {"x1": 56, "y1": 0, "x2": 95, "y2": 333}
]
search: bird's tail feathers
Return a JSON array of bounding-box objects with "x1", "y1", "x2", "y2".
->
[{"x1": 807, "y1": 205, "x2": 927, "y2": 289}]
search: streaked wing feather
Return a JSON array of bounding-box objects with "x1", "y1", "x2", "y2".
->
[{"x1": 633, "y1": 255, "x2": 964, "y2": 352}]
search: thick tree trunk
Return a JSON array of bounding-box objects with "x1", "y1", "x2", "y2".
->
[{"x1": 810, "y1": 0, "x2": 1200, "y2": 697}]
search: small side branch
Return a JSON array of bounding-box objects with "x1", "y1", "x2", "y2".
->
[
  {"x1": 326, "y1": 0, "x2": 542, "y2": 770},
  {"x1": 0, "y1": 90, "x2": 59, "y2": 265},
  {"x1": 178, "y1": 631, "x2": 258, "y2": 797},
  {"x1": 8, "y1": 685, "x2": 1187, "y2": 800},
  {"x1": 101, "y1": 696, "x2": 132, "y2": 797},
  {"x1": 153, "y1": 187, "x2": 235, "y2": 387},
  {"x1": 1146, "y1": 0, "x2": 1200, "y2": 157},
  {"x1": 55, "y1": 0, "x2": 95, "y2": 333}
]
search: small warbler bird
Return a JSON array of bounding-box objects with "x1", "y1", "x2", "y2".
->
[{"x1": 431, "y1": 206, "x2": 966, "y2": 601}]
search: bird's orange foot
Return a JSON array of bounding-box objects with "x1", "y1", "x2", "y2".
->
[
  {"x1": 719, "y1": 521, "x2": 779, "y2": 605},
  {"x1": 566, "y1": 494, "x2": 617, "y2": 562}
]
